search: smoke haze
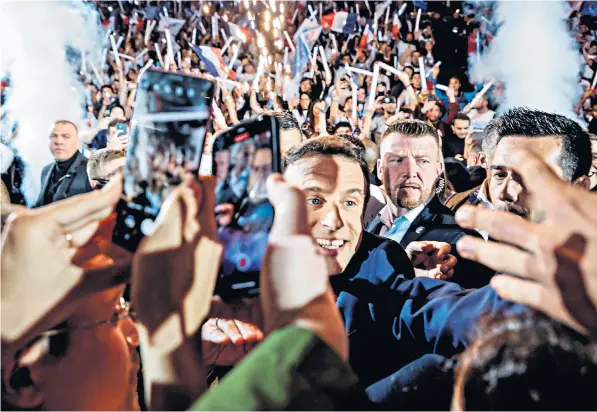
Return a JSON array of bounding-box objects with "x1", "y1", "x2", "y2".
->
[
  {"x1": 0, "y1": 1, "x2": 103, "y2": 205},
  {"x1": 470, "y1": 1, "x2": 582, "y2": 119}
]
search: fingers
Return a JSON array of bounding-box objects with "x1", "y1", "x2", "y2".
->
[
  {"x1": 434, "y1": 242, "x2": 451, "y2": 259},
  {"x1": 266, "y1": 174, "x2": 310, "y2": 239},
  {"x1": 455, "y1": 206, "x2": 539, "y2": 250},
  {"x1": 214, "y1": 319, "x2": 244, "y2": 344},
  {"x1": 490, "y1": 275, "x2": 586, "y2": 335},
  {"x1": 457, "y1": 235, "x2": 535, "y2": 278},
  {"x1": 202, "y1": 319, "x2": 232, "y2": 344},
  {"x1": 440, "y1": 254, "x2": 457, "y2": 274},
  {"x1": 52, "y1": 174, "x2": 122, "y2": 231},
  {"x1": 432, "y1": 268, "x2": 454, "y2": 281},
  {"x1": 233, "y1": 320, "x2": 264, "y2": 343},
  {"x1": 209, "y1": 319, "x2": 263, "y2": 345},
  {"x1": 197, "y1": 176, "x2": 218, "y2": 237},
  {"x1": 505, "y1": 149, "x2": 574, "y2": 217},
  {"x1": 180, "y1": 183, "x2": 200, "y2": 243},
  {"x1": 405, "y1": 241, "x2": 435, "y2": 254}
]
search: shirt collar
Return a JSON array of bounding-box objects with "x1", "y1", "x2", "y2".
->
[
  {"x1": 475, "y1": 179, "x2": 494, "y2": 209},
  {"x1": 379, "y1": 196, "x2": 432, "y2": 229}
]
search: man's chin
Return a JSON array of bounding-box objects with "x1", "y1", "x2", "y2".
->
[
  {"x1": 326, "y1": 258, "x2": 343, "y2": 277},
  {"x1": 395, "y1": 193, "x2": 426, "y2": 209}
]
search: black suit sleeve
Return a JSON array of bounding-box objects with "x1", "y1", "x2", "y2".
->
[{"x1": 448, "y1": 228, "x2": 496, "y2": 289}]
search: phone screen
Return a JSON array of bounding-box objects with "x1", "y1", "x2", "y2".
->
[
  {"x1": 113, "y1": 69, "x2": 214, "y2": 252},
  {"x1": 209, "y1": 115, "x2": 280, "y2": 299},
  {"x1": 116, "y1": 123, "x2": 127, "y2": 137}
]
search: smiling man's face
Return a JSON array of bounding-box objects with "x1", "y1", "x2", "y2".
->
[{"x1": 284, "y1": 154, "x2": 365, "y2": 276}]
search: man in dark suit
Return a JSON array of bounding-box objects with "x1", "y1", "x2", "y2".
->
[
  {"x1": 35, "y1": 120, "x2": 93, "y2": 207},
  {"x1": 446, "y1": 108, "x2": 593, "y2": 213},
  {"x1": 201, "y1": 136, "x2": 469, "y2": 392},
  {"x1": 366, "y1": 119, "x2": 494, "y2": 288}
]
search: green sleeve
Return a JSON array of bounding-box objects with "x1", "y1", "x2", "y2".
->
[{"x1": 190, "y1": 326, "x2": 363, "y2": 411}]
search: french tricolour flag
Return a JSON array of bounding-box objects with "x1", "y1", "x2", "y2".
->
[
  {"x1": 392, "y1": 13, "x2": 401, "y2": 39},
  {"x1": 321, "y1": 11, "x2": 357, "y2": 34},
  {"x1": 221, "y1": 20, "x2": 253, "y2": 42},
  {"x1": 193, "y1": 46, "x2": 237, "y2": 80}
]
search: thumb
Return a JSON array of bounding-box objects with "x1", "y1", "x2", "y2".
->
[{"x1": 266, "y1": 174, "x2": 310, "y2": 240}]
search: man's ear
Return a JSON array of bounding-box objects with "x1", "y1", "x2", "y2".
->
[
  {"x1": 376, "y1": 158, "x2": 384, "y2": 183},
  {"x1": 2, "y1": 338, "x2": 48, "y2": 409},
  {"x1": 573, "y1": 175, "x2": 591, "y2": 191},
  {"x1": 90, "y1": 180, "x2": 100, "y2": 190}
]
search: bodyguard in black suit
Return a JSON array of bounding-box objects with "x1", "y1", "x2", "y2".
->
[
  {"x1": 35, "y1": 120, "x2": 93, "y2": 207},
  {"x1": 371, "y1": 119, "x2": 494, "y2": 289},
  {"x1": 366, "y1": 195, "x2": 494, "y2": 288}
]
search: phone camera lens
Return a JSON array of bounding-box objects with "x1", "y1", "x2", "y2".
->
[
  {"x1": 141, "y1": 219, "x2": 156, "y2": 236},
  {"x1": 125, "y1": 215, "x2": 136, "y2": 229}
]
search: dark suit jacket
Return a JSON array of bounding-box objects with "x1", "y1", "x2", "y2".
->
[
  {"x1": 333, "y1": 232, "x2": 527, "y2": 388},
  {"x1": 35, "y1": 151, "x2": 93, "y2": 207},
  {"x1": 366, "y1": 196, "x2": 495, "y2": 289}
]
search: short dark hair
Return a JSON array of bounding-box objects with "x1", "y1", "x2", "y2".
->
[
  {"x1": 482, "y1": 107, "x2": 592, "y2": 181},
  {"x1": 111, "y1": 104, "x2": 125, "y2": 114},
  {"x1": 107, "y1": 118, "x2": 126, "y2": 131},
  {"x1": 453, "y1": 113, "x2": 471, "y2": 125},
  {"x1": 382, "y1": 119, "x2": 441, "y2": 157},
  {"x1": 333, "y1": 121, "x2": 353, "y2": 134},
  {"x1": 272, "y1": 110, "x2": 301, "y2": 132},
  {"x1": 283, "y1": 135, "x2": 371, "y2": 209},
  {"x1": 454, "y1": 311, "x2": 597, "y2": 410},
  {"x1": 101, "y1": 85, "x2": 113, "y2": 93}
]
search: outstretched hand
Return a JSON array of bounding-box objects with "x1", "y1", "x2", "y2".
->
[{"x1": 455, "y1": 150, "x2": 597, "y2": 337}]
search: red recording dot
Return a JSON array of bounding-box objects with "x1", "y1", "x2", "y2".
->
[{"x1": 239, "y1": 258, "x2": 247, "y2": 268}]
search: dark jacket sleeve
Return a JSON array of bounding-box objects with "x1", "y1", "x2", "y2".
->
[
  {"x1": 375, "y1": 278, "x2": 528, "y2": 357},
  {"x1": 447, "y1": 228, "x2": 496, "y2": 289},
  {"x1": 190, "y1": 326, "x2": 367, "y2": 411}
]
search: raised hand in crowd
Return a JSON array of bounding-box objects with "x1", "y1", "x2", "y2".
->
[
  {"x1": 456, "y1": 150, "x2": 597, "y2": 337},
  {"x1": 1, "y1": 178, "x2": 130, "y2": 360},
  {"x1": 131, "y1": 175, "x2": 223, "y2": 410}
]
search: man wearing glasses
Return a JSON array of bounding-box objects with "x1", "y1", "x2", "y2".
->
[{"x1": 2, "y1": 287, "x2": 140, "y2": 410}]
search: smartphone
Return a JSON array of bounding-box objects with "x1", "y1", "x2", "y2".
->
[
  {"x1": 471, "y1": 131, "x2": 485, "y2": 141},
  {"x1": 112, "y1": 69, "x2": 215, "y2": 252},
  {"x1": 116, "y1": 122, "x2": 127, "y2": 137},
  {"x1": 208, "y1": 115, "x2": 280, "y2": 300}
]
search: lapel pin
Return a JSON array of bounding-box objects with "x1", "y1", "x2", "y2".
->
[{"x1": 415, "y1": 226, "x2": 425, "y2": 234}]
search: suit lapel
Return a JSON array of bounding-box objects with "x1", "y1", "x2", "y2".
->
[
  {"x1": 399, "y1": 197, "x2": 442, "y2": 247},
  {"x1": 37, "y1": 164, "x2": 55, "y2": 206},
  {"x1": 53, "y1": 152, "x2": 84, "y2": 201},
  {"x1": 400, "y1": 207, "x2": 432, "y2": 247}
]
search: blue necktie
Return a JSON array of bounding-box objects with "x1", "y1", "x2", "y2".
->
[{"x1": 385, "y1": 216, "x2": 410, "y2": 243}]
